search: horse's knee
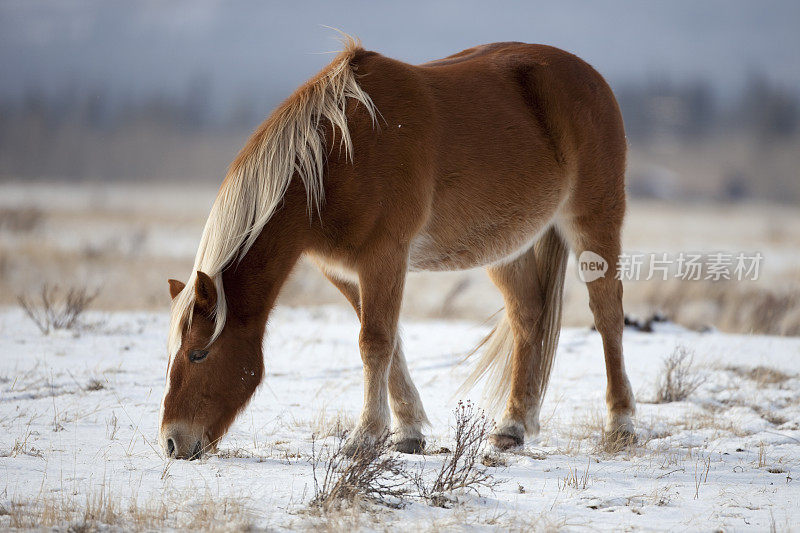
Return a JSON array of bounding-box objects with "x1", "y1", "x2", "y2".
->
[{"x1": 359, "y1": 328, "x2": 394, "y2": 365}]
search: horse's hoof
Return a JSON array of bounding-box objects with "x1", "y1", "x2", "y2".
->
[
  {"x1": 489, "y1": 432, "x2": 523, "y2": 451},
  {"x1": 604, "y1": 416, "x2": 637, "y2": 446},
  {"x1": 605, "y1": 428, "x2": 638, "y2": 446},
  {"x1": 341, "y1": 434, "x2": 374, "y2": 458},
  {"x1": 393, "y1": 438, "x2": 425, "y2": 454},
  {"x1": 603, "y1": 421, "x2": 638, "y2": 450}
]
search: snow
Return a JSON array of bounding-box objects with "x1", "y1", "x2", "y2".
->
[{"x1": 1, "y1": 305, "x2": 799, "y2": 530}]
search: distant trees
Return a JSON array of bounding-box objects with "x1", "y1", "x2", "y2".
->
[
  {"x1": 617, "y1": 72, "x2": 798, "y2": 144},
  {"x1": 0, "y1": 72, "x2": 797, "y2": 201}
]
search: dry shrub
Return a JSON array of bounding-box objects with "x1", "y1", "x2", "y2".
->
[
  {"x1": 415, "y1": 401, "x2": 498, "y2": 506},
  {"x1": 654, "y1": 346, "x2": 705, "y2": 403},
  {"x1": 18, "y1": 284, "x2": 100, "y2": 334},
  {"x1": 308, "y1": 402, "x2": 498, "y2": 513},
  {"x1": 310, "y1": 432, "x2": 409, "y2": 511}
]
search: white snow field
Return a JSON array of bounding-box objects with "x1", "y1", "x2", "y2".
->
[{"x1": 1, "y1": 305, "x2": 799, "y2": 531}]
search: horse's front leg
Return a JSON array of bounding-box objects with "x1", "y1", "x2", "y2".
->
[{"x1": 341, "y1": 248, "x2": 408, "y2": 456}]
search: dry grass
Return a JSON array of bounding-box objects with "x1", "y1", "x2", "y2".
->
[
  {"x1": 85, "y1": 378, "x2": 106, "y2": 391},
  {"x1": 559, "y1": 458, "x2": 592, "y2": 491},
  {"x1": 599, "y1": 428, "x2": 641, "y2": 455},
  {"x1": 306, "y1": 407, "x2": 356, "y2": 439},
  {"x1": 693, "y1": 454, "x2": 712, "y2": 499},
  {"x1": 677, "y1": 408, "x2": 750, "y2": 437},
  {"x1": 480, "y1": 452, "x2": 507, "y2": 467},
  {"x1": 105, "y1": 411, "x2": 119, "y2": 440},
  {"x1": 653, "y1": 346, "x2": 705, "y2": 403},
  {"x1": 310, "y1": 432, "x2": 409, "y2": 511},
  {"x1": 1, "y1": 426, "x2": 43, "y2": 458},
  {"x1": 543, "y1": 409, "x2": 603, "y2": 456},
  {"x1": 550, "y1": 408, "x2": 642, "y2": 456},
  {"x1": 18, "y1": 284, "x2": 100, "y2": 334},
  {"x1": 3, "y1": 488, "x2": 255, "y2": 531}
]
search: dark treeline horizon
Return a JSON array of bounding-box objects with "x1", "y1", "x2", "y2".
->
[
  {"x1": 3, "y1": 67, "x2": 798, "y2": 138},
  {"x1": 2, "y1": 68, "x2": 798, "y2": 204}
]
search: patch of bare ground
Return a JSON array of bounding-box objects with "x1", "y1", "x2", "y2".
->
[
  {"x1": 752, "y1": 406, "x2": 789, "y2": 426},
  {"x1": 726, "y1": 365, "x2": 794, "y2": 386},
  {"x1": 0, "y1": 206, "x2": 44, "y2": 232}
]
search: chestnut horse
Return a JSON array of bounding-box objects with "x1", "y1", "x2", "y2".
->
[{"x1": 159, "y1": 37, "x2": 635, "y2": 459}]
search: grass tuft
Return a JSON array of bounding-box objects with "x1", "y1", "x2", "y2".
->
[{"x1": 654, "y1": 346, "x2": 705, "y2": 403}]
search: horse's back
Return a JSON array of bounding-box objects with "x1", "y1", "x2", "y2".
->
[
  {"x1": 351, "y1": 41, "x2": 624, "y2": 181},
  {"x1": 340, "y1": 44, "x2": 626, "y2": 271}
]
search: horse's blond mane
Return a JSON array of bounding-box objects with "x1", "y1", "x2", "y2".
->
[{"x1": 168, "y1": 35, "x2": 376, "y2": 358}]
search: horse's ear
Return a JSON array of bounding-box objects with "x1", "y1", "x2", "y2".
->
[
  {"x1": 194, "y1": 271, "x2": 217, "y2": 314},
  {"x1": 168, "y1": 279, "x2": 186, "y2": 300}
]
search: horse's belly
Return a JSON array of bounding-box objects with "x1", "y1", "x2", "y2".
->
[{"x1": 408, "y1": 222, "x2": 548, "y2": 272}]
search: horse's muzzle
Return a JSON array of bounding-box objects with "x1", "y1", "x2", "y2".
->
[{"x1": 160, "y1": 422, "x2": 205, "y2": 460}]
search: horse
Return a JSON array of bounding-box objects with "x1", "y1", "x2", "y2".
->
[{"x1": 158, "y1": 36, "x2": 635, "y2": 460}]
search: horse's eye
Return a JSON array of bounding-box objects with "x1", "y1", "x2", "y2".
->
[{"x1": 189, "y1": 349, "x2": 209, "y2": 363}]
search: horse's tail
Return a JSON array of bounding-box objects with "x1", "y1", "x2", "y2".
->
[{"x1": 458, "y1": 227, "x2": 569, "y2": 418}]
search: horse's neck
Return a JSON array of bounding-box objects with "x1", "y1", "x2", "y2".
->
[{"x1": 221, "y1": 186, "x2": 310, "y2": 327}]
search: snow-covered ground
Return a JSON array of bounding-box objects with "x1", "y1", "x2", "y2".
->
[{"x1": 1, "y1": 305, "x2": 799, "y2": 530}]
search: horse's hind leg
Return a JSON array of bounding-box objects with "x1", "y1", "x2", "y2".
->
[
  {"x1": 562, "y1": 210, "x2": 636, "y2": 440},
  {"x1": 486, "y1": 247, "x2": 545, "y2": 448},
  {"x1": 321, "y1": 268, "x2": 428, "y2": 454}
]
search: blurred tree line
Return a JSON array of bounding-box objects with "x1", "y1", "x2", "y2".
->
[
  {"x1": 1, "y1": 72, "x2": 798, "y2": 202},
  {"x1": 619, "y1": 73, "x2": 798, "y2": 143}
]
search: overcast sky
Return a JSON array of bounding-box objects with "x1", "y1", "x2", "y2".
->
[{"x1": 2, "y1": 0, "x2": 799, "y2": 109}]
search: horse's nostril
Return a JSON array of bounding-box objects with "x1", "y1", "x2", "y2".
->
[
  {"x1": 189, "y1": 441, "x2": 202, "y2": 460},
  {"x1": 166, "y1": 438, "x2": 175, "y2": 457}
]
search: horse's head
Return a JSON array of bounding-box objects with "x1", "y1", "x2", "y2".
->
[{"x1": 158, "y1": 272, "x2": 264, "y2": 459}]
